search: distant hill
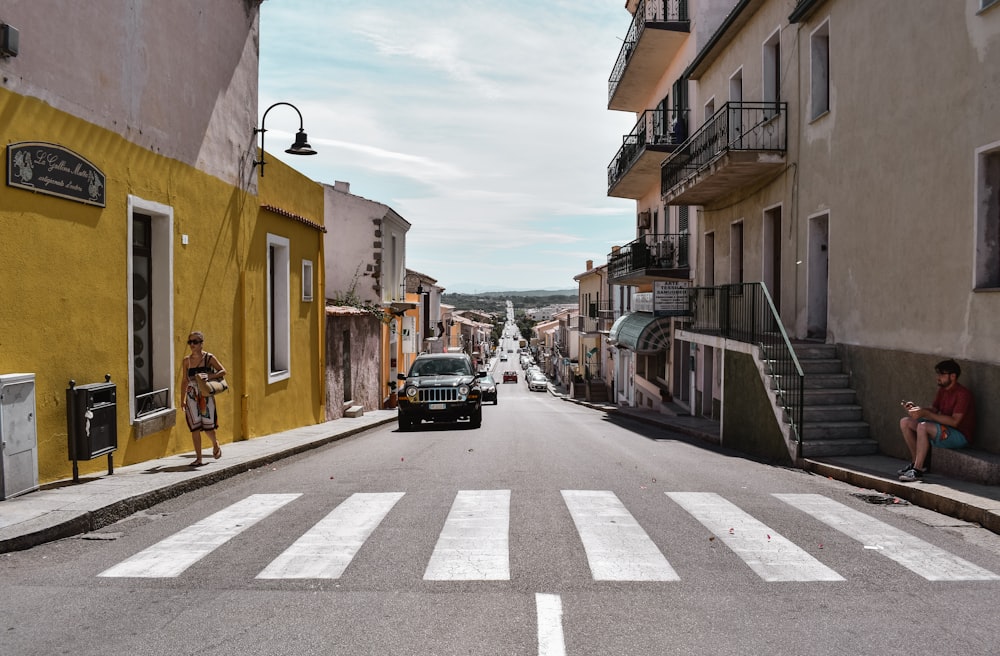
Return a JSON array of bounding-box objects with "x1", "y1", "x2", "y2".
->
[{"x1": 442, "y1": 290, "x2": 576, "y2": 313}]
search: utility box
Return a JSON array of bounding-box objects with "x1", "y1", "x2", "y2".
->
[
  {"x1": 67, "y1": 379, "x2": 117, "y2": 463},
  {"x1": 0, "y1": 373, "x2": 39, "y2": 500}
]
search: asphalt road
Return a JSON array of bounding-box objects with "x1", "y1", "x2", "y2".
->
[{"x1": 2, "y1": 352, "x2": 1000, "y2": 655}]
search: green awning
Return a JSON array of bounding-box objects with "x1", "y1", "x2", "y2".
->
[{"x1": 608, "y1": 312, "x2": 671, "y2": 354}]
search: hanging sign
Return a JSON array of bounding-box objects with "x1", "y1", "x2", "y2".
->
[
  {"x1": 7, "y1": 142, "x2": 106, "y2": 207},
  {"x1": 653, "y1": 281, "x2": 691, "y2": 317}
]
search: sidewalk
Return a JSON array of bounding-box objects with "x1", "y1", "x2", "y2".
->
[
  {"x1": 551, "y1": 384, "x2": 1000, "y2": 535},
  {"x1": 0, "y1": 410, "x2": 398, "y2": 553}
]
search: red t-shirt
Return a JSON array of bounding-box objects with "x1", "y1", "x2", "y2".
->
[{"x1": 932, "y1": 382, "x2": 976, "y2": 442}]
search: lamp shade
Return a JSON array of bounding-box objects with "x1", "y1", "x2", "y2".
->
[{"x1": 285, "y1": 129, "x2": 317, "y2": 156}]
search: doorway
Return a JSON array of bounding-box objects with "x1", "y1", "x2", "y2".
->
[
  {"x1": 807, "y1": 213, "x2": 829, "y2": 340},
  {"x1": 763, "y1": 206, "x2": 782, "y2": 312}
]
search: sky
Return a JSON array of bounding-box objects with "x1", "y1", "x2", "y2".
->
[{"x1": 258, "y1": 0, "x2": 638, "y2": 293}]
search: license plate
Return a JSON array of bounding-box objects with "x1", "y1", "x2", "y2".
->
[{"x1": 429, "y1": 403, "x2": 446, "y2": 410}]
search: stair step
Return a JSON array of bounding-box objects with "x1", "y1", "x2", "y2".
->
[
  {"x1": 344, "y1": 405, "x2": 364, "y2": 418},
  {"x1": 773, "y1": 373, "x2": 850, "y2": 389},
  {"x1": 802, "y1": 388, "x2": 858, "y2": 405},
  {"x1": 800, "y1": 438, "x2": 878, "y2": 458},
  {"x1": 764, "y1": 343, "x2": 837, "y2": 360},
  {"x1": 798, "y1": 359, "x2": 843, "y2": 374},
  {"x1": 802, "y1": 404, "x2": 862, "y2": 422},
  {"x1": 802, "y1": 420, "x2": 870, "y2": 439}
]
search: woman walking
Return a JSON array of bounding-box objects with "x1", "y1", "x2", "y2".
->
[{"x1": 180, "y1": 331, "x2": 226, "y2": 466}]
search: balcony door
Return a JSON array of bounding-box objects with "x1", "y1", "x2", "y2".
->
[
  {"x1": 807, "y1": 213, "x2": 829, "y2": 340},
  {"x1": 763, "y1": 205, "x2": 782, "y2": 313}
]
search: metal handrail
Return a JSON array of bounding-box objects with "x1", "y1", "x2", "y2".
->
[
  {"x1": 686, "y1": 283, "x2": 804, "y2": 449},
  {"x1": 608, "y1": 0, "x2": 690, "y2": 102},
  {"x1": 607, "y1": 233, "x2": 690, "y2": 281},
  {"x1": 608, "y1": 108, "x2": 689, "y2": 190},
  {"x1": 661, "y1": 101, "x2": 787, "y2": 197}
]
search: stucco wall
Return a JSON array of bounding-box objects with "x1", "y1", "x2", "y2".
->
[
  {"x1": 840, "y1": 344, "x2": 999, "y2": 457},
  {"x1": 722, "y1": 350, "x2": 792, "y2": 464},
  {"x1": 325, "y1": 312, "x2": 382, "y2": 419}
]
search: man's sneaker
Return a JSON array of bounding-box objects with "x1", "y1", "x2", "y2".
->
[
  {"x1": 899, "y1": 467, "x2": 924, "y2": 482},
  {"x1": 896, "y1": 462, "x2": 914, "y2": 475}
]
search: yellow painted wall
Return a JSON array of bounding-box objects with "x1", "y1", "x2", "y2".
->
[{"x1": 0, "y1": 90, "x2": 325, "y2": 483}]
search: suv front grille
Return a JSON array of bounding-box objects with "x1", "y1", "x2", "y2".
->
[{"x1": 418, "y1": 388, "x2": 460, "y2": 403}]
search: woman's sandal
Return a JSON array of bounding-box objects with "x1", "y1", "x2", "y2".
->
[
  {"x1": 190, "y1": 460, "x2": 205, "y2": 467},
  {"x1": 213, "y1": 444, "x2": 222, "y2": 459}
]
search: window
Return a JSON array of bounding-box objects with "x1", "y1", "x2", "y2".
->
[
  {"x1": 975, "y1": 143, "x2": 1000, "y2": 289},
  {"x1": 704, "y1": 97, "x2": 715, "y2": 126},
  {"x1": 810, "y1": 21, "x2": 830, "y2": 120},
  {"x1": 127, "y1": 196, "x2": 174, "y2": 423},
  {"x1": 267, "y1": 234, "x2": 291, "y2": 381},
  {"x1": 730, "y1": 221, "x2": 744, "y2": 285},
  {"x1": 763, "y1": 29, "x2": 781, "y2": 117},
  {"x1": 302, "y1": 260, "x2": 314, "y2": 301},
  {"x1": 704, "y1": 231, "x2": 716, "y2": 287},
  {"x1": 981, "y1": 0, "x2": 999, "y2": 12}
]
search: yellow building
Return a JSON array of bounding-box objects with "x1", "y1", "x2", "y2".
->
[{"x1": 0, "y1": 2, "x2": 325, "y2": 489}]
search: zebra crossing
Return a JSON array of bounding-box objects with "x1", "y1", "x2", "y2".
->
[{"x1": 98, "y1": 490, "x2": 1000, "y2": 583}]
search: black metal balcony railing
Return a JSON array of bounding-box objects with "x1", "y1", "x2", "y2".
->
[
  {"x1": 609, "y1": 0, "x2": 690, "y2": 103},
  {"x1": 661, "y1": 101, "x2": 787, "y2": 197},
  {"x1": 608, "y1": 108, "x2": 688, "y2": 190},
  {"x1": 608, "y1": 233, "x2": 689, "y2": 282},
  {"x1": 685, "y1": 283, "x2": 804, "y2": 451}
]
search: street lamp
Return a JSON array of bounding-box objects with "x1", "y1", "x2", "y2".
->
[{"x1": 253, "y1": 102, "x2": 317, "y2": 176}]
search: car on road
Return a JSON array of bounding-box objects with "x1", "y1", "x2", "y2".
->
[
  {"x1": 396, "y1": 353, "x2": 483, "y2": 431},
  {"x1": 527, "y1": 371, "x2": 548, "y2": 392},
  {"x1": 502, "y1": 371, "x2": 518, "y2": 383},
  {"x1": 479, "y1": 374, "x2": 498, "y2": 404},
  {"x1": 500, "y1": 354, "x2": 507, "y2": 361}
]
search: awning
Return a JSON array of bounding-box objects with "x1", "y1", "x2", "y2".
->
[{"x1": 608, "y1": 312, "x2": 671, "y2": 354}]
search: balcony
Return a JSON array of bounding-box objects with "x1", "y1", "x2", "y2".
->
[
  {"x1": 608, "y1": 109, "x2": 687, "y2": 198},
  {"x1": 608, "y1": 233, "x2": 690, "y2": 285},
  {"x1": 661, "y1": 102, "x2": 787, "y2": 206},
  {"x1": 578, "y1": 300, "x2": 614, "y2": 334},
  {"x1": 608, "y1": 0, "x2": 691, "y2": 112}
]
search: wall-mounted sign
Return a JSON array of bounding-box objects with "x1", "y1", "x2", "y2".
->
[
  {"x1": 7, "y1": 142, "x2": 106, "y2": 207},
  {"x1": 653, "y1": 281, "x2": 691, "y2": 317}
]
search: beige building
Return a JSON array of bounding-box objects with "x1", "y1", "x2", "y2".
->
[
  {"x1": 606, "y1": 0, "x2": 740, "y2": 413},
  {"x1": 573, "y1": 261, "x2": 613, "y2": 403},
  {"x1": 661, "y1": 0, "x2": 1000, "y2": 464}
]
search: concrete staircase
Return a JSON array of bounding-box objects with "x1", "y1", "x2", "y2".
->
[
  {"x1": 771, "y1": 342, "x2": 877, "y2": 458},
  {"x1": 586, "y1": 379, "x2": 610, "y2": 404}
]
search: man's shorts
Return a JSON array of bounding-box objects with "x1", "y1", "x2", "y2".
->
[{"x1": 917, "y1": 419, "x2": 969, "y2": 449}]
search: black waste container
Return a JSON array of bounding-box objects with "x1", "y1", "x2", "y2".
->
[{"x1": 67, "y1": 380, "x2": 117, "y2": 461}]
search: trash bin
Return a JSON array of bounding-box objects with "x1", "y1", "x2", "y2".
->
[{"x1": 67, "y1": 377, "x2": 117, "y2": 481}]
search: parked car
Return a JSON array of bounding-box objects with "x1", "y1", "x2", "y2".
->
[
  {"x1": 500, "y1": 354, "x2": 508, "y2": 361},
  {"x1": 527, "y1": 371, "x2": 548, "y2": 392},
  {"x1": 396, "y1": 353, "x2": 483, "y2": 431},
  {"x1": 480, "y1": 374, "x2": 498, "y2": 404},
  {"x1": 503, "y1": 371, "x2": 518, "y2": 383}
]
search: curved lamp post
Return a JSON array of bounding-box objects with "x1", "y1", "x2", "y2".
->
[{"x1": 253, "y1": 102, "x2": 317, "y2": 176}]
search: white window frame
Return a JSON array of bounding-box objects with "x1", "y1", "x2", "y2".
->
[
  {"x1": 301, "y1": 259, "x2": 314, "y2": 302},
  {"x1": 126, "y1": 195, "x2": 175, "y2": 424},
  {"x1": 810, "y1": 20, "x2": 831, "y2": 121},
  {"x1": 974, "y1": 140, "x2": 1000, "y2": 290},
  {"x1": 267, "y1": 233, "x2": 291, "y2": 383}
]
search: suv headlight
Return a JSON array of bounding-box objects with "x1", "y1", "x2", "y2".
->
[
  {"x1": 406, "y1": 387, "x2": 418, "y2": 398},
  {"x1": 458, "y1": 384, "x2": 470, "y2": 396}
]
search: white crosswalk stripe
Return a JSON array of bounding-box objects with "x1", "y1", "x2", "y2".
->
[
  {"x1": 96, "y1": 490, "x2": 1000, "y2": 585},
  {"x1": 562, "y1": 490, "x2": 679, "y2": 581},
  {"x1": 424, "y1": 489, "x2": 511, "y2": 581},
  {"x1": 775, "y1": 493, "x2": 1000, "y2": 581},
  {"x1": 667, "y1": 492, "x2": 844, "y2": 582},
  {"x1": 257, "y1": 492, "x2": 404, "y2": 579},
  {"x1": 98, "y1": 493, "x2": 301, "y2": 578}
]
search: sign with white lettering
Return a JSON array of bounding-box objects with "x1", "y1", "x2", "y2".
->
[
  {"x1": 7, "y1": 142, "x2": 106, "y2": 207},
  {"x1": 653, "y1": 281, "x2": 691, "y2": 317}
]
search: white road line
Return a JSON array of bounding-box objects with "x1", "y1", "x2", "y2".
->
[
  {"x1": 562, "y1": 490, "x2": 679, "y2": 581},
  {"x1": 775, "y1": 493, "x2": 1000, "y2": 581},
  {"x1": 256, "y1": 492, "x2": 405, "y2": 579},
  {"x1": 423, "y1": 490, "x2": 510, "y2": 580},
  {"x1": 98, "y1": 493, "x2": 301, "y2": 578},
  {"x1": 667, "y1": 492, "x2": 844, "y2": 582},
  {"x1": 536, "y1": 593, "x2": 566, "y2": 656}
]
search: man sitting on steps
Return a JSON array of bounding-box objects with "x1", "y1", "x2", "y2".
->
[{"x1": 897, "y1": 359, "x2": 976, "y2": 482}]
